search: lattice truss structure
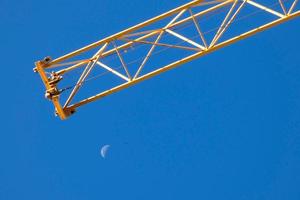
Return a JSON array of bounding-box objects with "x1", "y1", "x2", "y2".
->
[{"x1": 34, "y1": 0, "x2": 300, "y2": 119}]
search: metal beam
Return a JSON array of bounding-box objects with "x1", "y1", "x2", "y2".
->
[
  {"x1": 67, "y1": 11, "x2": 300, "y2": 111},
  {"x1": 33, "y1": 0, "x2": 300, "y2": 119}
]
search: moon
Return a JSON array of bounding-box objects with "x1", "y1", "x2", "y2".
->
[{"x1": 100, "y1": 145, "x2": 110, "y2": 158}]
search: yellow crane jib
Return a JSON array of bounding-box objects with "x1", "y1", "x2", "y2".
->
[{"x1": 34, "y1": 0, "x2": 300, "y2": 120}]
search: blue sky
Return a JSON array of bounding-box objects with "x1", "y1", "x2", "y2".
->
[{"x1": 1, "y1": 0, "x2": 300, "y2": 199}]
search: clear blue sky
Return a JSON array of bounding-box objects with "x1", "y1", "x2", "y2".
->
[{"x1": 1, "y1": 0, "x2": 300, "y2": 199}]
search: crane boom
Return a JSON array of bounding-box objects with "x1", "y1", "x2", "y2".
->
[{"x1": 34, "y1": 0, "x2": 300, "y2": 120}]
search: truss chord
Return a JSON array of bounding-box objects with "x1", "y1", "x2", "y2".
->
[
  {"x1": 107, "y1": 9, "x2": 229, "y2": 78},
  {"x1": 49, "y1": 0, "x2": 206, "y2": 66},
  {"x1": 117, "y1": 5, "x2": 227, "y2": 60},
  {"x1": 34, "y1": 0, "x2": 300, "y2": 119},
  {"x1": 52, "y1": 1, "x2": 231, "y2": 70},
  {"x1": 73, "y1": 1, "x2": 229, "y2": 66},
  {"x1": 62, "y1": 0, "x2": 294, "y2": 86},
  {"x1": 44, "y1": 1, "x2": 233, "y2": 72},
  {"x1": 81, "y1": 0, "x2": 290, "y2": 86},
  {"x1": 61, "y1": 0, "x2": 297, "y2": 92},
  {"x1": 104, "y1": 2, "x2": 231, "y2": 60},
  {"x1": 67, "y1": 10, "x2": 300, "y2": 111}
]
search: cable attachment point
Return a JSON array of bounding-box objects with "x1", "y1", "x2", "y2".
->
[
  {"x1": 45, "y1": 72, "x2": 63, "y2": 100},
  {"x1": 48, "y1": 72, "x2": 62, "y2": 85},
  {"x1": 45, "y1": 88, "x2": 60, "y2": 99}
]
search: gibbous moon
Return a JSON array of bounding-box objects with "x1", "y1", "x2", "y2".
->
[{"x1": 100, "y1": 145, "x2": 110, "y2": 158}]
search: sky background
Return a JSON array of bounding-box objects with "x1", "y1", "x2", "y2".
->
[{"x1": 1, "y1": 0, "x2": 300, "y2": 199}]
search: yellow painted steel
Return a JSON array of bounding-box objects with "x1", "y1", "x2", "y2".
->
[
  {"x1": 35, "y1": 61, "x2": 68, "y2": 119},
  {"x1": 34, "y1": 0, "x2": 300, "y2": 119},
  {"x1": 49, "y1": 0, "x2": 207, "y2": 65},
  {"x1": 67, "y1": 10, "x2": 300, "y2": 110}
]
